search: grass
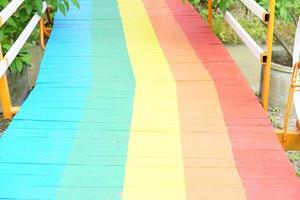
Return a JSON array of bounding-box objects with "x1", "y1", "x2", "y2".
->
[{"x1": 268, "y1": 107, "x2": 281, "y2": 129}]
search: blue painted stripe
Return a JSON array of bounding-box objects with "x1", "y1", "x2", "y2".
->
[
  {"x1": 0, "y1": 0, "x2": 135, "y2": 198},
  {"x1": 55, "y1": 0, "x2": 135, "y2": 199},
  {"x1": 0, "y1": 1, "x2": 92, "y2": 199}
]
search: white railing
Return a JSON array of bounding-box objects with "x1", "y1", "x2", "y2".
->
[
  {"x1": 0, "y1": 2, "x2": 47, "y2": 77},
  {"x1": 0, "y1": 0, "x2": 48, "y2": 119},
  {"x1": 240, "y1": 0, "x2": 269, "y2": 22},
  {"x1": 224, "y1": 11, "x2": 267, "y2": 63},
  {"x1": 0, "y1": 0, "x2": 24, "y2": 27}
]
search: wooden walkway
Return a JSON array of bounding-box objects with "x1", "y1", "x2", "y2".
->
[{"x1": 0, "y1": 0, "x2": 300, "y2": 199}]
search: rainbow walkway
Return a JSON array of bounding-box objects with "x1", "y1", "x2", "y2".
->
[{"x1": 1, "y1": 0, "x2": 300, "y2": 199}]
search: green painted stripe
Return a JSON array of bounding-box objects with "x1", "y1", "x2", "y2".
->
[{"x1": 56, "y1": 0, "x2": 135, "y2": 199}]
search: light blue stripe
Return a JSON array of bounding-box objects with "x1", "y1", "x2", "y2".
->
[{"x1": 0, "y1": 0, "x2": 92, "y2": 199}]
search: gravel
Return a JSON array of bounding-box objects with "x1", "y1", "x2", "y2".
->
[
  {"x1": 0, "y1": 118, "x2": 10, "y2": 137},
  {"x1": 287, "y1": 151, "x2": 300, "y2": 177}
]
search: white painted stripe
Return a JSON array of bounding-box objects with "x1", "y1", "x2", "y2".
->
[
  {"x1": 0, "y1": 0, "x2": 24, "y2": 27},
  {"x1": 240, "y1": 0, "x2": 268, "y2": 22},
  {"x1": 0, "y1": 3, "x2": 47, "y2": 78},
  {"x1": 293, "y1": 18, "x2": 300, "y2": 120},
  {"x1": 224, "y1": 11, "x2": 265, "y2": 63}
]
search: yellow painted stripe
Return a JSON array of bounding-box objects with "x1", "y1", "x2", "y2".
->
[{"x1": 117, "y1": 0, "x2": 187, "y2": 199}]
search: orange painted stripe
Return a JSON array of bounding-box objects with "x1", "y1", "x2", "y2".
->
[
  {"x1": 163, "y1": 0, "x2": 300, "y2": 199},
  {"x1": 142, "y1": 0, "x2": 247, "y2": 199},
  {"x1": 117, "y1": 0, "x2": 187, "y2": 199}
]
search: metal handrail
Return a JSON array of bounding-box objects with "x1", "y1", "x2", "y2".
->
[
  {"x1": 224, "y1": 11, "x2": 267, "y2": 63},
  {"x1": 281, "y1": 18, "x2": 300, "y2": 135},
  {"x1": 0, "y1": 0, "x2": 24, "y2": 27},
  {"x1": 293, "y1": 19, "x2": 300, "y2": 123},
  {"x1": 207, "y1": 0, "x2": 275, "y2": 111},
  {"x1": 240, "y1": 0, "x2": 269, "y2": 22},
  {"x1": 0, "y1": 0, "x2": 48, "y2": 119}
]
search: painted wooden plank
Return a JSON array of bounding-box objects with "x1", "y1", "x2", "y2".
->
[
  {"x1": 1, "y1": 0, "x2": 300, "y2": 199},
  {"x1": 53, "y1": 0, "x2": 134, "y2": 198},
  {"x1": 117, "y1": 0, "x2": 187, "y2": 199},
  {"x1": 0, "y1": 2, "x2": 91, "y2": 199},
  {"x1": 164, "y1": 0, "x2": 300, "y2": 198}
]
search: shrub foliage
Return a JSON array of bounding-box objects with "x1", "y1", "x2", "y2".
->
[{"x1": 0, "y1": 0, "x2": 79, "y2": 72}]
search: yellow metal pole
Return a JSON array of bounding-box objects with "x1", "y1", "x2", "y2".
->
[
  {"x1": 46, "y1": 7, "x2": 52, "y2": 24},
  {"x1": 0, "y1": 76, "x2": 13, "y2": 119},
  {"x1": 282, "y1": 64, "x2": 299, "y2": 135},
  {"x1": 208, "y1": 0, "x2": 213, "y2": 28},
  {"x1": 43, "y1": 10, "x2": 52, "y2": 38},
  {"x1": 43, "y1": 27, "x2": 51, "y2": 38},
  {"x1": 0, "y1": 44, "x2": 13, "y2": 119},
  {"x1": 39, "y1": 18, "x2": 45, "y2": 50},
  {"x1": 262, "y1": 0, "x2": 275, "y2": 111}
]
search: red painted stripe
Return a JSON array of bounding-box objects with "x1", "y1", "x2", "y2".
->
[{"x1": 163, "y1": 0, "x2": 300, "y2": 199}]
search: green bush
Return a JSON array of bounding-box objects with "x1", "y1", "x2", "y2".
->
[{"x1": 0, "y1": 0, "x2": 79, "y2": 72}]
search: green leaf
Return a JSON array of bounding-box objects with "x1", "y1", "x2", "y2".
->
[
  {"x1": 34, "y1": 0, "x2": 43, "y2": 16},
  {"x1": 7, "y1": 19, "x2": 17, "y2": 28},
  {"x1": 25, "y1": 3, "x2": 33, "y2": 15},
  {"x1": 70, "y1": 0, "x2": 80, "y2": 9},
  {"x1": 19, "y1": 8, "x2": 28, "y2": 21},
  {"x1": 16, "y1": 59, "x2": 23, "y2": 72},
  {"x1": 9, "y1": 60, "x2": 16, "y2": 73},
  {"x1": 58, "y1": 2, "x2": 67, "y2": 16},
  {"x1": 0, "y1": 0, "x2": 9, "y2": 7},
  {"x1": 64, "y1": 0, "x2": 70, "y2": 11},
  {"x1": 21, "y1": 54, "x2": 32, "y2": 65},
  {"x1": 2, "y1": 44, "x2": 10, "y2": 52},
  {"x1": 0, "y1": 31, "x2": 4, "y2": 42}
]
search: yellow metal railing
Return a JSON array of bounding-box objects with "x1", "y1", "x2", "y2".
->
[
  {"x1": 277, "y1": 61, "x2": 300, "y2": 150},
  {"x1": 278, "y1": 18, "x2": 300, "y2": 148},
  {"x1": 0, "y1": 1, "x2": 49, "y2": 119},
  {"x1": 208, "y1": 0, "x2": 213, "y2": 28},
  {"x1": 207, "y1": 0, "x2": 276, "y2": 111},
  {"x1": 282, "y1": 63, "x2": 300, "y2": 133}
]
